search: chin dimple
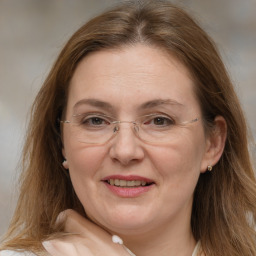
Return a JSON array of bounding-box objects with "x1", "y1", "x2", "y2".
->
[{"x1": 107, "y1": 179, "x2": 150, "y2": 187}]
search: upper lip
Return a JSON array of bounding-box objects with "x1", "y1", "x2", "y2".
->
[{"x1": 102, "y1": 175, "x2": 154, "y2": 183}]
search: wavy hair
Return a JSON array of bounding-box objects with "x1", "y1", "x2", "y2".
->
[{"x1": 1, "y1": 1, "x2": 255, "y2": 255}]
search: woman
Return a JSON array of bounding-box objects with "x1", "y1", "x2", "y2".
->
[{"x1": 1, "y1": 0, "x2": 255, "y2": 255}]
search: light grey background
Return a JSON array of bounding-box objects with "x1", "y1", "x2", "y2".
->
[{"x1": 1, "y1": 0, "x2": 255, "y2": 236}]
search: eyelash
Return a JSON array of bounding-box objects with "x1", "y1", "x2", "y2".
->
[
  {"x1": 82, "y1": 116, "x2": 110, "y2": 126},
  {"x1": 75, "y1": 113, "x2": 176, "y2": 127},
  {"x1": 143, "y1": 116, "x2": 175, "y2": 126}
]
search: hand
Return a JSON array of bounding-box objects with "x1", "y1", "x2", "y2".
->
[{"x1": 42, "y1": 209, "x2": 133, "y2": 256}]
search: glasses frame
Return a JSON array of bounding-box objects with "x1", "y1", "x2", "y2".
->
[{"x1": 60, "y1": 114, "x2": 199, "y2": 145}]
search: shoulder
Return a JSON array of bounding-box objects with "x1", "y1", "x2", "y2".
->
[{"x1": 0, "y1": 251, "x2": 36, "y2": 256}]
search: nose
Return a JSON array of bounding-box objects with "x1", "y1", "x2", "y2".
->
[{"x1": 109, "y1": 123, "x2": 145, "y2": 166}]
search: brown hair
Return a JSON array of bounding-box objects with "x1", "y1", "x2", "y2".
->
[{"x1": 1, "y1": 1, "x2": 255, "y2": 255}]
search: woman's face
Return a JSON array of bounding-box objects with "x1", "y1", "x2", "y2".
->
[{"x1": 62, "y1": 45, "x2": 211, "y2": 236}]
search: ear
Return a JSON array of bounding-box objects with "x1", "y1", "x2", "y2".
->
[
  {"x1": 200, "y1": 116, "x2": 227, "y2": 173},
  {"x1": 62, "y1": 148, "x2": 66, "y2": 159},
  {"x1": 62, "y1": 148, "x2": 69, "y2": 169}
]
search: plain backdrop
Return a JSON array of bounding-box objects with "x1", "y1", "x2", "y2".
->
[{"x1": 0, "y1": 0, "x2": 256, "y2": 236}]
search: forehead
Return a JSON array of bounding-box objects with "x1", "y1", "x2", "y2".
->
[{"x1": 66, "y1": 44, "x2": 200, "y2": 116}]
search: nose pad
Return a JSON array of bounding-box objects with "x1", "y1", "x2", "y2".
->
[
  {"x1": 113, "y1": 125, "x2": 119, "y2": 133},
  {"x1": 112, "y1": 122, "x2": 139, "y2": 138},
  {"x1": 133, "y1": 123, "x2": 139, "y2": 136}
]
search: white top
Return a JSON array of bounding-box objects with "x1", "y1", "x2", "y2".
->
[
  {"x1": 192, "y1": 241, "x2": 201, "y2": 256},
  {"x1": 0, "y1": 251, "x2": 36, "y2": 256},
  {"x1": 0, "y1": 241, "x2": 202, "y2": 256}
]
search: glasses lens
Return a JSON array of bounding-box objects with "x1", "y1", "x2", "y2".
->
[
  {"x1": 67, "y1": 114, "x2": 198, "y2": 145},
  {"x1": 138, "y1": 124, "x2": 175, "y2": 144},
  {"x1": 137, "y1": 115, "x2": 198, "y2": 144},
  {"x1": 71, "y1": 114, "x2": 115, "y2": 144}
]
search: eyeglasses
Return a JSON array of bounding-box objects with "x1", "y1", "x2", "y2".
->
[{"x1": 60, "y1": 113, "x2": 199, "y2": 145}]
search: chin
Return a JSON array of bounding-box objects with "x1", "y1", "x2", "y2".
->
[
  {"x1": 105, "y1": 220, "x2": 154, "y2": 237},
  {"x1": 101, "y1": 210, "x2": 158, "y2": 235},
  {"x1": 86, "y1": 205, "x2": 152, "y2": 229}
]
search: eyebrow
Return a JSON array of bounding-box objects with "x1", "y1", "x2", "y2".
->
[
  {"x1": 138, "y1": 99, "x2": 184, "y2": 110},
  {"x1": 73, "y1": 98, "x2": 184, "y2": 111},
  {"x1": 73, "y1": 98, "x2": 114, "y2": 111}
]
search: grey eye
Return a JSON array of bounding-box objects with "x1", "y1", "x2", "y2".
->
[
  {"x1": 154, "y1": 117, "x2": 168, "y2": 125},
  {"x1": 144, "y1": 116, "x2": 174, "y2": 126},
  {"x1": 88, "y1": 117, "x2": 106, "y2": 125},
  {"x1": 80, "y1": 116, "x2": 110, "y2": 127}
]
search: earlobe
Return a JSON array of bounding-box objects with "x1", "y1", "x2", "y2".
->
[
  {"x1": 201, "y1": 115, "x2": 227, "y2": 173},
  {"x1": 62, "y1": 159, "x2": 69, "y2": 169},
  {"x1": 62, "y1": 148, "x2": 69, "y2": 169}
]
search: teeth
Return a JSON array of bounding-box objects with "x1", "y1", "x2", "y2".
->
[
  {"x1": 135, "y1": 180, "x2": 141, "y2": 186},
  {"x1": 108, "y1": 179, "x2": 149, "y2": 187},
  {"x1": 141, "y1": 181, "x2": 146, "y2": 186},
  {"x1": 127, "y1": 181, "x2": 135, "y2": 186},
  {"x1": 119, "y1": 180, "x2": 126, "y2": 186}
]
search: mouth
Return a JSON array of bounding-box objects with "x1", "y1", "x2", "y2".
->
[
  {"x1": 105, "y1": 179, "x2": 154, "y2": 187},
  {"x1": 102, "y1": 175, "x2": 155, "y2": 197},
  {"x1": 102, "y1": 175, "x2": 155, "y2": 188}
]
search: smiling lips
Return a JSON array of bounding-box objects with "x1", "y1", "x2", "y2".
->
[
  {"x1": 108, "y1": 179, "x2": 149, "y2": 187},
  {"x1": 102, "y1": 175, "x2": 155, "y2": 197}
]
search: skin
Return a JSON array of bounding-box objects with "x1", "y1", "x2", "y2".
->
[{"x1": 44, "y1": 44, "x2": 226, "y2": 256}]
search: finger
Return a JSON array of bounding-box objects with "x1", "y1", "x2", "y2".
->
[
  {"x1": 55, "y1": 209, "x2": 87, "y2": 235},
  {"x1": 56, "y1": 209, "x2": 101, "y2": 233},
  {"x1": 42, "y1": 240, "x2": 65, "y2": 256},
  {"x1": 54, "y1": 210, "x2": 135, "y2": 255},
  {"x1": 56, "y1": 209, "x2": 113, "y2": 242},
  {"x1": 42, "y1": 239, "x2": 92, "y2": 256}
]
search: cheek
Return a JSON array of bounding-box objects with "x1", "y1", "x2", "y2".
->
[
  {"x1": 149, "y1": 134, "x2": 206, "y2": 190},
  {"x1": 65, "y1": 145, "x2": 109, "y2": 215},
  {"x1": 63, "y1": 125, "x2": 106, "y2": 172},
  {"x1": 64, "y1": 141, "x2": 107, "y2": 186}
]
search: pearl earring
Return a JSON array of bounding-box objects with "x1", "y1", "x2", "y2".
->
[
  {"x1": 207, "y1": 165, "x2": 213, "y2": 171},
  {"x1": 62, "y1": 160, "x2": 69, "y2": 169}
]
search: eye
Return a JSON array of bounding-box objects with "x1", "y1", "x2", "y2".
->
[
  {"x1": 74, "y1": 114, "x2": 111, "y2": 128},
  {"x1": 87, "y1": 117, "x2": 107, "y2": 125},
  {"x1": 153, "y1": 117, "x2": 170, "y2": 126},
  {"x1": 143, "y1": 115, "x2": 175, "y2": 127}
]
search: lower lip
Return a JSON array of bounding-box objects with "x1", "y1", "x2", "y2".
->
[{"x1": 104, "y1": 182, "x2": 154, "y2": 198}]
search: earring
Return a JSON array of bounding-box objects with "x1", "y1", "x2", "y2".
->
[
  {"x1": 62, "y1": 160, "x2": 69, "y2": 169},
  {"x1": 207, "y1": 165, "x2": 213, "y2": 171}
]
